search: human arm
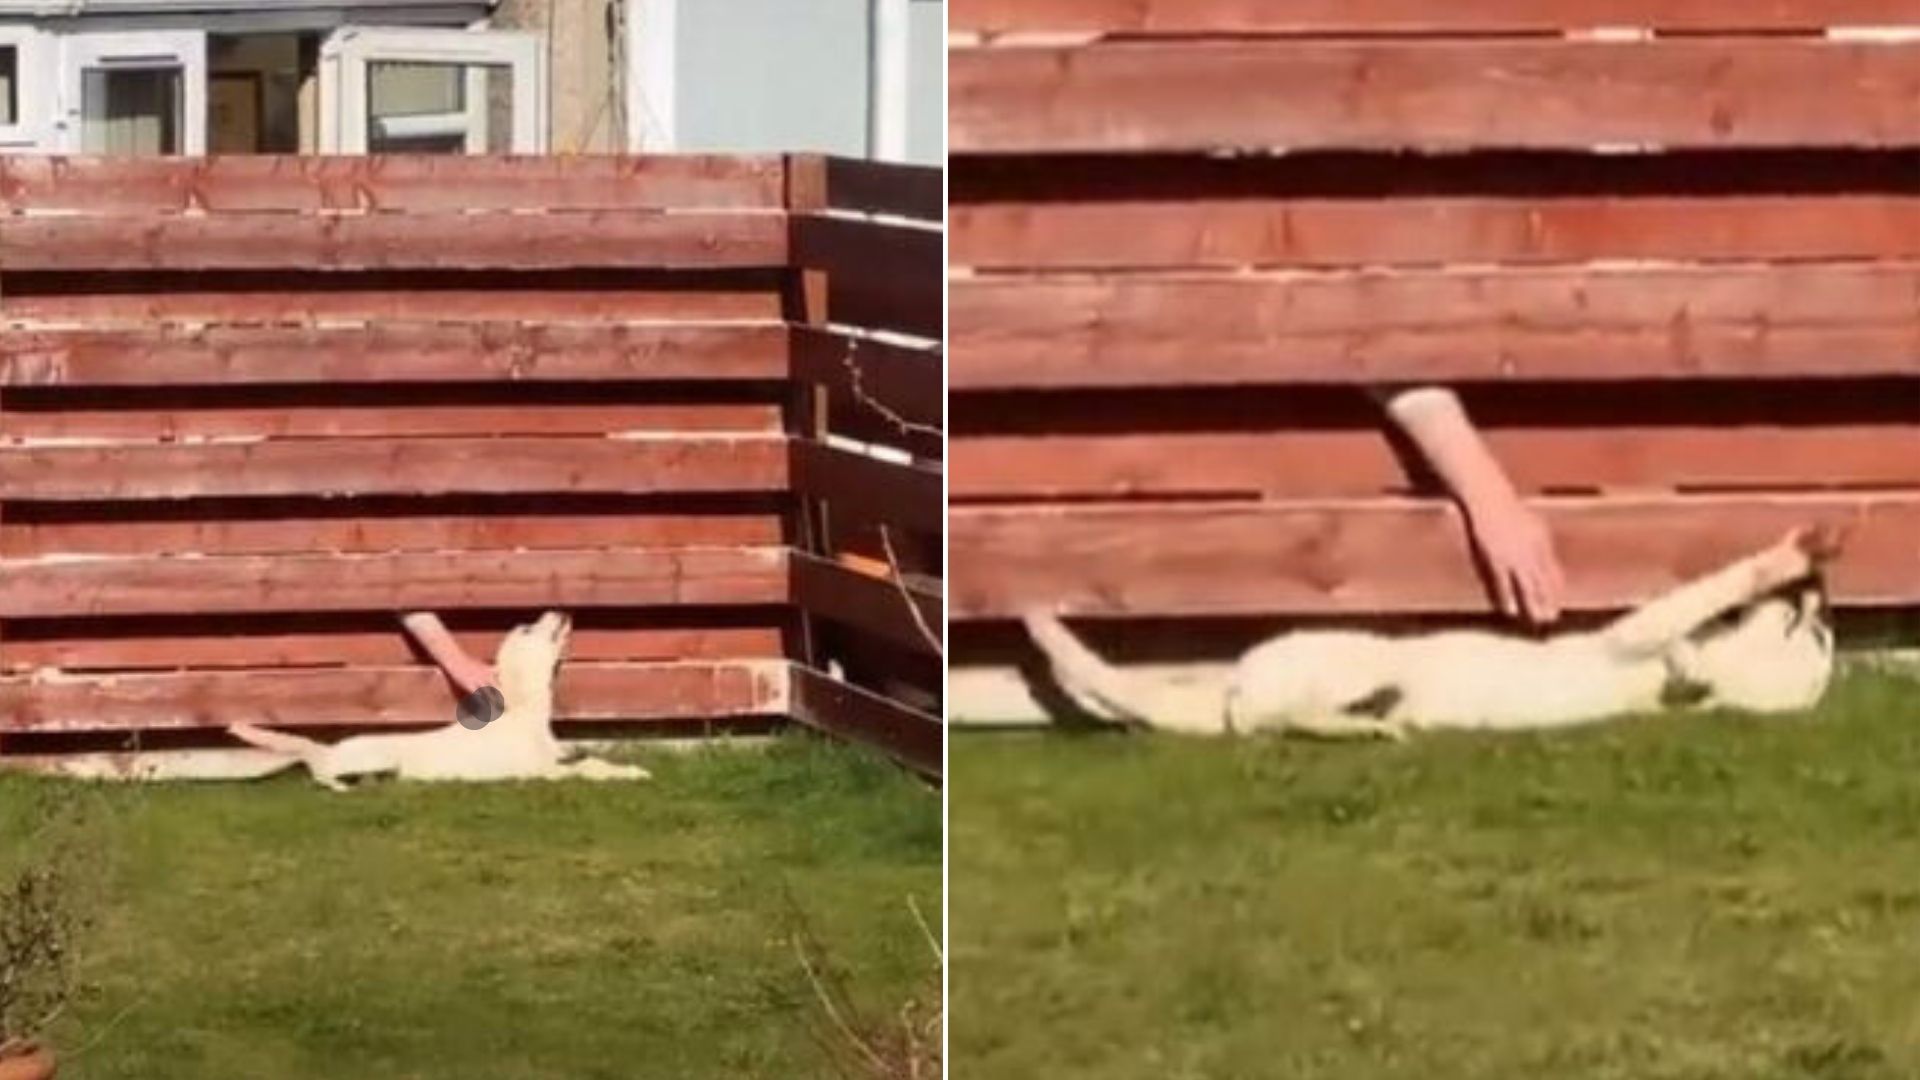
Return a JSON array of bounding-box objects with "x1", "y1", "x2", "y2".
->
[
  {"x1": 1378, "y1": 386, "x2": 1566, "y2": 625},
  {"x1": 399, "y1": 611, "x2": 495, "y2": 696}
]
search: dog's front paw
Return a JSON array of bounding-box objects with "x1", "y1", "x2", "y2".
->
[{"x1": 1788, "y1": 522, "x2": 1849, "y2": 568}]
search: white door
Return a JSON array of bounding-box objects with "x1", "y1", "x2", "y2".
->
[
  {"x1": 319, "y1": 27, "x2": 546, "y2": 154},
  {"x1": 56, "y1": 31, "x2": 207, "y2": 155}
]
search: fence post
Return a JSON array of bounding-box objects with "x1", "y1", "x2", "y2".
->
[{"x1": 783, "y1": 153, "x2": 832, "y2": 672}]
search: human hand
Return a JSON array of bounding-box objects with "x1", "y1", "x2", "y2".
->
[
  {"x1": 1465, "y1": 496, "x2": 1565, "y2": 625},
  {"x1": 400, "y1": 611, "x2": 496, "y2": 696}
]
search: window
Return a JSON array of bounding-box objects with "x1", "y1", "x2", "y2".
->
[
  {"x1": 57, "y1": 31, "x2": 208, "y2": 155},
  {"x1": 366, "y1": 61, "x2": 515, "y2": 154},
  {"x1": 320, "y1": 28, "x2": 545, "y2": 154},
  {"x1": 1, "y1": 47, "x2": 16, "y2": 127},
  {"x1": 82, "y1": 67, "x2": 185, "y2": 154},
  {"x1": 0, "y1": 26, "x2": 46, "y2": 149}
]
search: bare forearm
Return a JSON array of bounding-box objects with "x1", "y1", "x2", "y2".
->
[
  {"x1": 1376, "y1": 385, "x2": 1565, "y2": 623},
  {"x1": 400, "y1": 611, "x2": 493, "y2": 695},
  {"x1": 1380, "y1": 387, "x2": 1515, "y2": 513}
]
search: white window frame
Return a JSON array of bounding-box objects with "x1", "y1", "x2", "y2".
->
[
  {"x1": 0, "y1": 26, "x2": 50, "y2": 150},
  {"x1": 54, "y1": 29, "x2": 208, "y2": 155},
  {"x1": 624, "y1": 0, "x2": 926, "y2": 161},
  {"x1": 318, "y1": 26, "x2": 546, "y2": 154}
]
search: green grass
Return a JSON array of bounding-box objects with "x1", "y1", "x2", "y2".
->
[
  {"x1": 1, "y1": 737, "x2": 940, "y2": 1080},
  {"x1": 952, "y1": 669, "x2": 1920, "y2": 1080}
]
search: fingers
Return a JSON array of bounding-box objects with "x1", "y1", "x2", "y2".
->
[
  {"x1": 1467, "y1": 502, "x2": 1565, "y2": 625},
  {"x1": 1492, "y1": 562, "x2": 1520, "y2": 620},
  {"x1": 1516, "y1": 539, "x2": 1566, "y2": 626}
]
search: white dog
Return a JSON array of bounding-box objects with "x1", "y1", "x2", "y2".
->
[
  {"x1": 228, "y1": 610, "x2": 651, "y2": 790},
  {"x1": 1024, "y1": 526, "x2": 1843, "y2": 739},
  {"x1": 7, "y1": 611, "x2": 651, "y2": 787}
]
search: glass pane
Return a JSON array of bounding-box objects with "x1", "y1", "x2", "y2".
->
[
  {"x1": 82, "y1": 67, "x2": 184, "y2": 155},
  {"x1": 367, "y1": 61, "x2": 512, "y2": 154},
  {"x1": 0, "y1": 47, "x2": 16, "y2": 127}
]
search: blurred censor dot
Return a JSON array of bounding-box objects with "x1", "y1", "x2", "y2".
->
[{"x1": 457, "y1": 685, "x2": 506, "y2": 730}]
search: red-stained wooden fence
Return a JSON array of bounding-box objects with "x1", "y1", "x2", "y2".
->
[
  {"x1": 0, "y1": 154, "x2": 941, "y2": 777},
  {"x1": 949, "y1": 5, "x2": 1920, "y2": 720}
]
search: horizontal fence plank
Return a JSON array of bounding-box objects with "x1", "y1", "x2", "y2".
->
[
  {"x1": 0, "y1": 271, "x2": 787, "y2": 325},
  {"x1": 790, "y1": 327, "x2": 943, "y2": 455},
  {"x1": 790, "y1": 664, "x2": 941, "y2": 779},
  {"x1": 791, "y1": 441, "x2": 944, "y2": 533},
  {"x1": 0, "y1": 436, "x2": 788, "y2": 500},
  {"x1": 0, "y1": 402, "x2": 782, "y2": 441},
  {"x1": 950, "y1": 493, "x2": 1920, "y2": 618},
  {"x1": 0, "y1": 323, "x2": 788, "y2": 387},
  {"x1": 953, "y1": 195, "x2": 1920, "y2": 271},
  {"x1": 0, "y1": 155, "x2": 787, "y2": 212},
  {"x1": 952, "y1": 425, "x2": 1920, "y2": 499},
  {"x1": 2, "y1": 621, "x2": 787, "y2": 673},
  {"x1": 950, "y1": 263, "x2": 1920, "y2": 388},
  {"x1": 790, "y1": 213, "x2": 944, "y2": 340},
  {"x1": 1, "y1": 506, "x2": 782, "y2": 557},
  {"x1": 825, "y1": 156, "x2": 945, "y2": 223},
  {"x1": 951, "y1": 39, "x2": 1920, "y2": 153},
  {"x1": 792, "y1": 553, "x2": 943, "y2": 656},
  {"x1": 0, "y1": 660, "x2": 789, "y2": 733},
  {"x1": 950, "y1": 0, "x2": 1920, "y2": 33},
  {"x1": 0, "y1": 547, "x2": 787, "y2": 617},
  {"x1": 1, "y1": 211, "x2": 787, "y2": 272}
]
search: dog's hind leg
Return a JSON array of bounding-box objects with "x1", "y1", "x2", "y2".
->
[{"x1": 228, "y1": 723, "x2": 351, "y2": 792}]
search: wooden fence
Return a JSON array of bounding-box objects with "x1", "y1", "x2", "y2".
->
[
  {"x1": 0, "y1": 154, "x2": 942, "y2": 778},
  {"x1": 949, "y1": 3, "x2": 1920, "y2": 721}
]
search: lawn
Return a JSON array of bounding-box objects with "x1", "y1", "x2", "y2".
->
[
  {"x1": 952, "y1": 668, "x2": 1920, "y2": 1080},
  {"x1": 1, "y1": 736, "x2": 940, "y2": 1080}
]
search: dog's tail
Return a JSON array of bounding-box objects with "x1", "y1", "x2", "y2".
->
[
  {"x1": 229, "y1": 722, "x2": 325, "y2": 758},
  {"x1": 1022, "y1": 609, "x2": 1221, "y2": 731}
]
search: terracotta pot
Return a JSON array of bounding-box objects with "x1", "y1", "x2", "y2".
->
[{"x1": 0, "y1": 1040, "x2": 55, "y2": 1080}]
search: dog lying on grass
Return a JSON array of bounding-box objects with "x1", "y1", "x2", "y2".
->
[
  {"x1": 12, "y1": 611, "x2": 650, "y2": 788},
  {"x1": 1024, "y1": 526, "x2": 1843, "y2": 739},
  {"x1": 230, "y1": 610, "x2": 650, "y2": 790}
]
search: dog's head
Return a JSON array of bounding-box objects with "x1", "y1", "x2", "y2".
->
[
  {"x1": 493, "y1": 611, "x2": 572, "y2": 709},
  {"x1": 1686, "y1": 582, "x2": 1835, "y2": 714}
]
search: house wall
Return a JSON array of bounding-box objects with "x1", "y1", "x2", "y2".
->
[{"x1": 492, "y1": 0, "x2": 618, "y2": 152}]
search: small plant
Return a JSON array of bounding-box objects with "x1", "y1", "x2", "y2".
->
[
  {"x1": 793, "y1": 895, "x2": 942, "y2": 1080},
  {"x1": 0, "y1": 780, "x2": 117, "y2": 1075},
  {"x1": 0, "y1": 862, "x2": 76, "y2": 1062}
]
